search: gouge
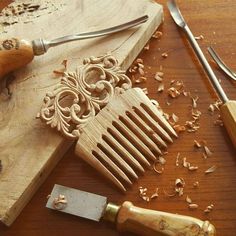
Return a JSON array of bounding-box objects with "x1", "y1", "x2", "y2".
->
[
  {"x1": 167, "y1": 0, "x2": 236, "y2": 148},
  {"x1": 46, "y1": 184, "x2": 216, "y2": 236},
  {"x1": 0, "y1": 15, "x2": 148, "y2": 79}
]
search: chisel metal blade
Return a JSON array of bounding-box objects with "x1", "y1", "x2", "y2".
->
[{"x1": 46, "y1": 184, "x2": 107, "y2": 222}]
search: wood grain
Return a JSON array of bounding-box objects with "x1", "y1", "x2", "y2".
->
[
  {"x1": 1, "y1": 0, "x2": 236, "y2": 236},
  {"x1": 0, "y1": 0, "x2": 163, "y2": 226}
]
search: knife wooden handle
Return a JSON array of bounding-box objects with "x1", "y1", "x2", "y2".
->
[
  {"x1": 220, "y1": 100, "x2": 236, "y2": 148},
  {"x1": 116, "y1": 201, "x2": 216, "y2": 236},
  {"x1": 0, "y1": 38, "x2": 34, "y2": 79}
]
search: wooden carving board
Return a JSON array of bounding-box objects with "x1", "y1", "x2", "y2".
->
[{"x1": 0, "y1": 0, "x2": 163, "y2": 226}]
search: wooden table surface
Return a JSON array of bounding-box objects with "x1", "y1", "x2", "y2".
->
[{"x1": 1, "y1": 0, "x2": 236, "y2": 235}]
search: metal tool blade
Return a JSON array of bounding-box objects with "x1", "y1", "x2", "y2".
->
[{"x1": 46, "y1": 184, "x2": 107, "y2": 222}]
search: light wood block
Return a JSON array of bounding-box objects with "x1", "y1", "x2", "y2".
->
[{"x1": 0, "y1": 0, "x2": 163, "y2": 226}]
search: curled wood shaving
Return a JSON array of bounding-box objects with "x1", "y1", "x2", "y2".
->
[
  {"x1": 152, "y1": 30, "x2": 163, "y2": 39},
  {"x1": 194, "y1": 140, "x2": 202, "y2": 148},
  {"x1": 168, "y1": 87, "x2": 180, "y2": 98},
  {"x1": 208, "y1": 100, "x2": 222, "y2": 114},
  {"x1": 161, "y1": 52, "x2": 168, "y2": 58},
  {"x1": 175, "y1": 178, "x2": 185, "y2": 196},
  {"x1": 154, "y1": 71, "x2": 164, "y2": 82},
  {"x1": 139, "y1": 187, "x2": 159, "y2": 202},
  {"x1": 191, "y1": 95, "x2": 199, "y2": 109},
  {"x1": 205, "y1": 165, "x2": 217, "y2": 174},
  {"x1": 204, "y1": 204, "x2": 214, "y2": 213},
  {"x1": 153, "y1": 161, "x2": 164, "y2": 174},
  {"x1": 182, "y1": 157, "x2": 198, "y2": 171},
  {"x1": 52, "y1": 194, "x2": 68, "y2": 210},
  {"x1": 194, "y1": 35, "x2": 204, "y2": 40},
  {"x1": 157, "y1": 83, "x2": 164, "y2": 93},
  {"x1": 186, "y1": 195, "x2": 192, "y2": 204},
  {"x1": 150, "y1": 188, "x2": 159, "y2": 199}
]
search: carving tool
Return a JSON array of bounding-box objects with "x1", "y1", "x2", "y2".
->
[
  {"x1": 46, "y1": 184, "x2": 216, "y2": 236},
  {"x1": 0, "y1": 15, "x2": 148, "y2": 79},
  {"x1": 167, "y1": 0, "x2": 236, "y2": 148}
]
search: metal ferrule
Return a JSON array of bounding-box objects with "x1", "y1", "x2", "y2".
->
[
  {"x1": 102, "y1": 202, "x2": 120, "y2": 223},
  {"x1": 32, "y1": 38, "x2": 47, "y2": 56}
]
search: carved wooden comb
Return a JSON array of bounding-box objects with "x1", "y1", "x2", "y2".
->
[
  {"x1": 39, "y1": 55, "x2": 177, "y2": 191},
  {"x1": 75, "y1": 87, "x2": 177, "y2": 191}
]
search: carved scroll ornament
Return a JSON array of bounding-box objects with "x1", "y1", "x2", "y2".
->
[{"x1": 39, "y1": 55, "x2": 132, "y2": 139}]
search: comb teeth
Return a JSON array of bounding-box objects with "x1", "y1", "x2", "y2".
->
[{"x1": 75, "y1": 88, "x2": 177, "y2": 191}]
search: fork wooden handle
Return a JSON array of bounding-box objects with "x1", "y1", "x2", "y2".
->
[
  {"x1": 116, "y1": 201, "x2": 216, "y2": 236},
  {"x1": 220, "y1": 100, "x2": 236, "y2": 148},
  {"x1": 0, "y1": 38, "x2": 34, "y2": 79}
]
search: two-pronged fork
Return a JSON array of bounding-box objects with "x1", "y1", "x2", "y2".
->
[{"x1": 208, "y1": 46, "x2": 236, "y2": 81}]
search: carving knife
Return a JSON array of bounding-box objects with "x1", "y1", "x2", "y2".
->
[
  {"x1": 0, "y1": 15, "x2": 148, "y2": 79},
  {"x1": 46, "y1": 184, "x2": 216, "y2": 236}
]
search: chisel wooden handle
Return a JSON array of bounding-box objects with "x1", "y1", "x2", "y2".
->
[
  {"x1": 0, "y1": 38, "x2": 34, "y2": 79},
  {"x1": 116, "y1": 201, "x2": 216, "y2": 236},
  {"x1": 220, "y1": 100, "x2": 236, "y2": 148}
]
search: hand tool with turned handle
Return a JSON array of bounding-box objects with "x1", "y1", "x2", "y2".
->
[
  {"x1": 46, "y1": 184, "x2": 216, "y2": 236},
  {"x1": 0, "y1": 15, "x2": 148, "y2": 79}
]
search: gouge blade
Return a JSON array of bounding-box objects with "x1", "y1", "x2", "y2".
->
[{"x1": 46, "y1": 184, "x2": 107, "y2": 222}]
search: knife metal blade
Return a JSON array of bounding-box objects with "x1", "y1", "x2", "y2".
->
[{"x1": 46, "y1": 184, "x2": 107, "y2": 222}]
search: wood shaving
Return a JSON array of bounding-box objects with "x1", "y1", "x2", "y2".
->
[
  {"x1": 186, "y1": 195, "x2": 192, "y2": 204},
  {"x1": 168, "y1": 87, "x2": 180, "y2": 98},
  {"x1": 191, "y1": 96, "x2": 199, "y2": 108},
  {"x1": 52, "y1": 194, "x2": 68, "y2": 210},
  {"x1": 158, "y1": 156, "x2": 166, "y2": 165},
  {"x1": 205, "y1": 165, "x2": 217, "y2": 174},
  {"x1": 193, "y1": 181, "x2": 199, "y2": 188},
  {"x1": 152, "y1": 30, "x2": 163, "y2": 39},
  {"x1": 188, "y1": 203, "x2": 199, "y2": 209},
  {"x1": 139, "y1": 187, "x2": 159, "y2": 202},
  {"x1": 175, "y1": 178, "x2": 185, "y2": 196},
  {"x1": 208, "y1": 100, "x2": 222, "y2": 114},
  {"x1": 194, "y1": 140, "x2": 202, "y2": 148},
  {"x1": 203, "y1": 143, "x2": 213, "y2": 157},
  {"x1": 153, "y1": 163, "x2": 164, "y2": 174},
  {"x1": 202, "y1": 153, "x2": 208, "y2": 159},
  {"x1": 144, "y1": 43, "x2": 150, "y2": 50},
  {"x1": 169, "y1": 113, "x2": 179, "y2": 125},
  {"x1": 176, "y1": 153, "x2": 180, "y2": 166},
  {"x1": 142, "y1": 88, "x2": 148, "y2": 95},
  {"x1": 174, "y1": 124, "x2": 186, "y2": 133},
  {"x1": 204, "y1": 204, "x2": 214, "y2": 213},
  {"x1": 182, "y1": 157, "x2": 198, "y2": 171},
  {"x1": 214, "y1": 115, "x2": 224, "y2": 126},
  {"x1": 154, "y1": 71, "x2": 164, "y2": 82},
  {"x1": 150, "y1": 188, "x2": 159, "y2": 199},
  {"x1": 157, "y1": 83, "x2": 164, "y2": 93},
  {"x1": 194, "y1": 35, "x2": 204, "y2": 40},
  {"x1": 161, "y1": 52, "x2": 168, "y2": 58}
]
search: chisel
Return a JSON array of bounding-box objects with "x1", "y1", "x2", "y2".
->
[
  {"x1": 46, "y1": 184, "x2": 216, "y2": 236},
  {"x1": 0, "y1": 15, "x2": 148, "y2": 79}
]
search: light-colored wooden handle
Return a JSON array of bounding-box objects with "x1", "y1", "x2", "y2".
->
[
  {"x1": 116, "y1": 201, "x2": 216, "y2": 236},
  {"x1": 0, "y1": 38, "x2": 34, "y2": 79},
  {"x1": 220, "y1": 100, "x2": 236, "y2": 148}
]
